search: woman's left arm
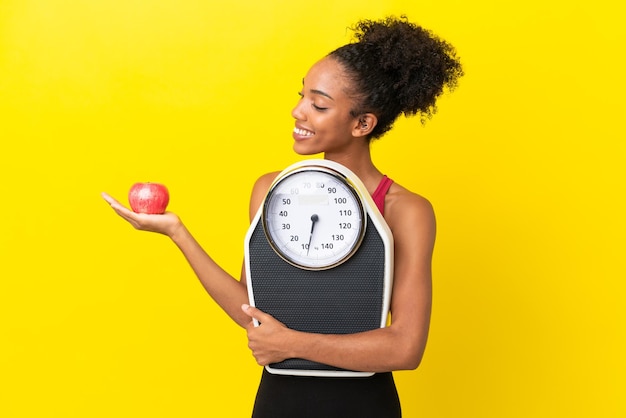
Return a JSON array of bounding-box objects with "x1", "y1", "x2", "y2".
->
[{"x1": 243, "y1": 192, "x2": 435, "y2": 373}]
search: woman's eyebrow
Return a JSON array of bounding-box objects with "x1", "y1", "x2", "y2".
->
[
  {"x1": 310, "y1": 89, "x2": 334, "y2": 100},
  {"x1": 302, "y1": 79, "x2": 334, "y2": 101}
]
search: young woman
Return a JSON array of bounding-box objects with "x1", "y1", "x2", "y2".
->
[{"x1": 102, "y1": 16, "x2": 462, "y2": 417}]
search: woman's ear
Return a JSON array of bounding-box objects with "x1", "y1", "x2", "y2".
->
[{"x1": 352, "y1": 113, "x2": 377, "y2": 138}]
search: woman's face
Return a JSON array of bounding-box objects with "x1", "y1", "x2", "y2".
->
[{"x1": 291, "y1": 57, "x2": 363, "y2": 156}]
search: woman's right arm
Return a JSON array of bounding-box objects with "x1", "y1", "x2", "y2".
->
[{"x1": 101, "y1": 172, "x2": 278, "y2": 328}]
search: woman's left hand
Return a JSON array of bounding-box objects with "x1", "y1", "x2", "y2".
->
[{"x1": 242, "y1": 304, "x2": 294, "y2": 366}]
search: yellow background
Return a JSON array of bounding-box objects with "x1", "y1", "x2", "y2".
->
[{"x1": 1, "y1": 0, "x2": 624, "y2": 416}]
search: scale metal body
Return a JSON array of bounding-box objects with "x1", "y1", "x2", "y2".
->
[{"x1": 244, "y1": 159, "x2": 393, "y2": 377}]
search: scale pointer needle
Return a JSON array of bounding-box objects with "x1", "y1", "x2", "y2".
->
[{"x1": 307, "y1": 214, "x2": 319, "y2": 255}]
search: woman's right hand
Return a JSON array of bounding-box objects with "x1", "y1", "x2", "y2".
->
[{"x1": 101, "y1": 192, "x2": 183, "y2": 238}]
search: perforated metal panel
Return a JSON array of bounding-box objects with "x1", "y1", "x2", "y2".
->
[{"x1": 247, "y1": 215, "x2": 388, "y2": 374}]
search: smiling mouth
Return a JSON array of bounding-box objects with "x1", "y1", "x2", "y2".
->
[{"x1": 294, "y1": 127, "x2": 314, "y2": 137}]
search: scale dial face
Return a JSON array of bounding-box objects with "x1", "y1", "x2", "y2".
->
[{"x1": 262, "y1": 166, "x2": 366, "y2": 270}]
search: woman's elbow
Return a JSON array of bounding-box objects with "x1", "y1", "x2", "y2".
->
[
  {"x1": 398, "y1": 350, "x2": 424, "y2": 371},
  {"x1": 392, "y1": 338, "x2": 427, "y2": 371}
]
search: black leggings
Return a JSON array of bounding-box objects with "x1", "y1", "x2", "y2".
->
[{"x1": 252, "y1": 369, "x2": 402, "y2": 418}]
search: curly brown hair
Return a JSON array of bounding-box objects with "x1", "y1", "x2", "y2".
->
[{"x1": 328, "y1": 16, "x2": 464, "y2": 139}]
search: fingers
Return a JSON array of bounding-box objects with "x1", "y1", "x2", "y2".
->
[
  {"x1": 242, "y1": 304, "x2": 271, "y2": 324},
  {"x1": 243, "y1": 304, "x2": 290, "y2": 366},
  {"x1": 101, "y1": 192, "x2": 147, "y2": 229},
  {"x1": 101, "y1": 192, "x2": 130, "y2": 214},
  {"x1": 100, "y1": 192, "x2": 118, "y2": 206}
]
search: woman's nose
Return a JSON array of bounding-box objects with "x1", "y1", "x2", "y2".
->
[{"x1": 291, "y1": 100, "x2": 305, "y2": 120}]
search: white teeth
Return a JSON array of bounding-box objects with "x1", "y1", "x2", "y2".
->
[{"x1": 294, "y1": 127, "x2": 314, "y2": 136}]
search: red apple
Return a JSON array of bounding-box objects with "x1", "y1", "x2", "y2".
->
[{"x1": 128, "y1": 182, "x2": 170, "y2": 214}]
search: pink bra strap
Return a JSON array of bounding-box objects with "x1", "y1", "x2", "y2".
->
[{"x1": 371, "y1": 175, "x2": 393, "y2": 216}]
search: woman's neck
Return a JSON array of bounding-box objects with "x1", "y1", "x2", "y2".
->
[{"x1": 323, "y1": 150, "x2": 383, "y2": 195}]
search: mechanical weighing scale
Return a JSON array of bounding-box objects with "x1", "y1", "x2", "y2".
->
[{"x1": 245, "y1": 159, "x2": 393, "y2": 377}]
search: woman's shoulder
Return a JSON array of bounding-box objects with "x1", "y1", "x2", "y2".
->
[
  {"x1": 247, "y1": 171, "x2": 282, "y2": 220},
  {"x1": 384, "y1": 181, "x2": 436, "y2": 231},
  {"x1": 253, "y1": 171, "x2": 281, "y2": 190}
]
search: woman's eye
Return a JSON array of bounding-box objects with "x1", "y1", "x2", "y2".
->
[{"x1": 297, "y1": 92, "x2": 327, "y2": 111}]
